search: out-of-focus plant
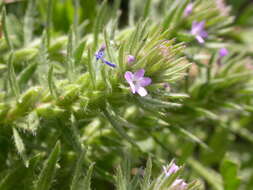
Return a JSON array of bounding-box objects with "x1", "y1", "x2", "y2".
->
[{"x1": 0, "y1": 0, "x2": 252, "y2": 189}]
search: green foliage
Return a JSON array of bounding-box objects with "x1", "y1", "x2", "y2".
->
[{"x1": 0, "y1": 0, "x2": 252, "y2": 189}]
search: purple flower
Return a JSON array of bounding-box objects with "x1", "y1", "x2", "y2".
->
[
  {"x1": 190, "y1": 21, "x2": 208, "y2": 44},
  {"x1": 124, "y1": 69, "x2": 152, "y2": 97},
  {"x1": 184, "y1": 3, "x2": 193, "y2": 17},
  {"x1": 217, "y1": 48, "x2": 229, "y2": 65},
  {"x1": 219, "y1": 48, "x2": 229, "y2": 58},
  {"x1": 95, "y1": 45, "x2": 116, "y2": 68},
  {"x1": 163, "y1": 161, "x2": 180, "y2": 176},
  {"x1": 171, "y1": 179, "x2": 187, "y2": 190},
  {"x1": 127, "y1": 55, "x2": 135, "y2": 63}
]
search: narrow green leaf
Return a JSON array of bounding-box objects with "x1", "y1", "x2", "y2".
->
[
  {"x1": 81, "y1": 163, "x2": 95, "y2": 190},
  {"x1": 104, "y1": 29, "x2": 114, "y2": 64},
  {"x1": 128, "y1": 21, "x2": 142, "y2": 54},
  {"x1": 141, "y1": 157, "x2": 152, "y2": 190},
  {"x1": 118, "y1": 44, "x2": 125, "y2": 73},
  {"x1": 67, "y1": 28, "x2": 74, "y2": 80},
  {"x1": 93, "y1": 1, "x2": 107, "y2": 51},
  {"x1": 34, "y1": 141, "x2": 61, "y2": 190},
  {"x1": 169, "y1": 125, "x2": 210, "y2": 150},
  {"x1": 207, "y1": 52, "x2": 216, "y2": 82},
  {"x1": 8, "y1": 53, "x2": 20, "y2": 98},
  {"x1": 115, "y1": 166, "x2": 127, "y2": 190},
  {"x1": 2, "y1": 7, "x2": 13, "y2": 50},
  {"x1": 220, "y1": 158, "x2": 241, "y2": 190},
  {"x1": 143, "y1": 0, "x2": 152, "y2": 19},
  {"x1": 48, "y1": 64, "x2": 57, "y2": 98},
  {"x1": 188, "y1": 158, "x2": 223, "y2": 190},
  {"x1": 87, "y1": 49, "x2": 96, "y2": 88},
  {"x1": 46, "y1": 0, "x2": 54, "y2": 48},
  {"x1": 18, "y1": 62, "x2": 37, "y2": 88},
  {"x1": 24, "y1": 0, "x2": 35, "y2": 46},
  {"x1": 128, "y1": 0, "x2": 135, "y2": 26},
  {"x1": 138, "y1": 96, "x2": 182, "y2": 109},
  {"x1": 70, "y1": 150, "x2": 86, "y2": 190},
  {"x1": 103, "y1": 106, "x2": 139, "y2": 149},
  {"x1": 74, "y1": 41, "x2": 86, "y2": 65},
  {"x1": 73, "y1": 0, "x2": 80, "y2": 45},
  {"x1": 12, "y1": 128, "x2": 28, "y2": 167}
]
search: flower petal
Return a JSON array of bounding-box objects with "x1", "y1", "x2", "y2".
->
[
  {"x1": 137, "y1": 87, "x2": 148, "y2": 97},
  {"x1": 103, "y1": 59, "x2": 116, "y2": 68},
  {"x1": 200, "y1": 30, "x2": 208, "y2": 38},
  {"x1": 124, "y1": 71, "x2": 134, "y2": 84},
  {"x1": 129, "y1": 82, "x2": 136, "y2": 94},
  {"x1": 198, "y1": 21, "x2": 205, "y2": 28},
  {"x1": 95, "y1": 50, "x2": 105, "y2": 61},
  {"x1": 134, "y1": 69, "x2": 145, "y2": 79},
  {"x1": 219, "y1": 48, "x2": 229, "y2": 57},
  {"x1": 196, "y1": 35, "x2": 205, "y2": 44},
  {"x1": 172, "y1": 179, "x2": 187, "y2": 190},
  {"x1": 184, "y1": 3, "x2": 193, "y2": 17},
  {"x1": 139, "y1": 77, "x2": 152, "y2": 87},
  {"x1": 127, "y1": 55, "x2": 135, "y2": 63}
]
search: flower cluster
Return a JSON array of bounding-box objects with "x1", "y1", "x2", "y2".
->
[
  {"x1": 184, "y1": 2, "x2": 208, "y2": 44},
  {"x1": 95, "y1": 48, "x2": 152, "y2": 97}
]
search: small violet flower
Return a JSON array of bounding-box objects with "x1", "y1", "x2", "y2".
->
[
  {"x1": 183, "y1": 3, "x2": 193, "y2": 17},
  {"x1": 217, "y1": 48, "x2": 229, "y2": 65},
  {"x1": 163, "y1": 161, "x2": 180, "y2": 177},
  {"x1": 219, "y1": 48, "x2": 229, "y2": 58},
  {"x1": 190, "y1": 21, "x2": 208, "y2": 44},
  {"x1": 95, "y1": 45, "x2": 116, "y2": 68},
  {"x1": 124, "y1": 69, "x2": 152, "y2": 97},
  {"x1": 171, "y1": 179, "x2": 188, "y2": 190},
  {"x1": 127, "y1": 55, "x2": 135, "y2": 63}
]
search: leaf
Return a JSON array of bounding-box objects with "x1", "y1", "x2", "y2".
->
[
  {"x1": 138, "y1": 96, "x2": 182, "y2": 109},
  {"x1": 34, "y1": 141, "x2": 61, "y2": 190},
  {"x1": 188, "y1": 158, "x2": 223, "y2": 190},
  {"x1": 55, "y1": 116, "x2": 83, "y2": 153},
  {"x1": 48, "y1": 64, "x2": 57, "y2": 98},
  {"x1": 7, "y1": 53, "x2": 20, "y2": 99},
  {"x1": 93, "y1": 1, "x2": 107, "y2": 50},
  {"x1": 12, "y1": 128, "x2": 28, "y2": 167},
  {"x1": 115, "y1": 166, "x2": 126, "y2": 190},
  {"x1": 103, "y1": 105, "x2": 139, "y2": 149},
  {"x1": 169, "y1": 125, "x2": 210, "y2": 150},
  {"x1": 46, "y1": 0, "x2": 54, "y2": 48},
  {"x1": 74, "y1": 41, "x2": 86, "y2": 65},
  {"x1": 70, "y1": 150, "x2": 86, "y2": 190},
  {"x1": 104, "y1": 29, "x2": 115, "y2": 64},
  {"x1": 220, "y1": 158, "x2": 241, "y2": 190},
  {"x1": 80, "y1": 163, "x2": 95, "y2": 190},
  {"x1": 24, "y1": 0, "x2": 36, "y2": 46},
  {"x1": 141, "y1": 157, "x2": 152, "y2": 190},
  {"x1": 67, "y1": 28, "x2": 74, "y2": 80},
  {"x1": 118, "y1": 44, "x2": 125, "y2": 73},
  {"x1": 18, "y1": 62, "x2": 37, "y2": 88},
  {"x1": 143, "y1": 0, "x2": 152, "y2": 19},
  {"x1": 87, "y1": 48, "x2": 96, "y2": 88},
  {"x1": 73, "y1": 0, "x2": 80, "y2": 44},
  {"x1": 2, "y1": 7, "x2": 13, "y2": 50}
]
